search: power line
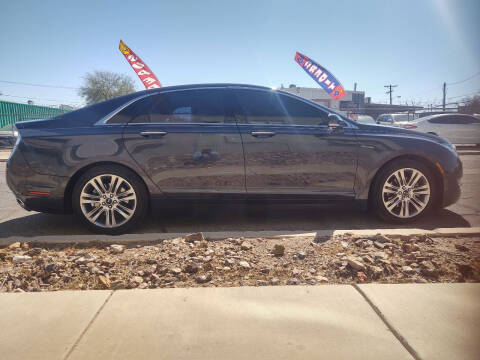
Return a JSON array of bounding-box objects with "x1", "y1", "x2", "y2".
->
[
  {"x1": 446, "y1": 71, "x2": 480, "y2": 86},
  {"x1": 0, "y1": 80, "x2": 79, "y2": 90}
]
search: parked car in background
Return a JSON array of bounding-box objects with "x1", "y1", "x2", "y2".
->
[
  {"x1": 355, "y1": 115, "x2": 376, "y2": 125},
  {"x1": 7, "y1": 84, "x2": 462, "y2": 234},
  {"x1": 377, "y1": 113, "x2": 417, "y2": 126},
  {"x1": 395, "y1": 113, "x2": 480, "y2": 145},
  {"x1": 0, "y1": 130, "x2": 17, "y2": 149}
]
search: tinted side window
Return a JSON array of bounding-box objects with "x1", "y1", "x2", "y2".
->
[
  {"x1": 279, "y1": 94, "x2": 329, "y2": 125},
  {"x1": 109, "y1": 89, "x2": 227, "y2": 124},
  {"x1": 234, "y1": 89, "x2": 288, "y2": 124},
  {"x1": 428, "y1": 116, "x2": 458, "y2": 124}
]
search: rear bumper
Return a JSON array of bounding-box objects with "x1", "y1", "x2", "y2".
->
[{"x1": 6, "y1": 147, "x2": 69, "y2": 214}]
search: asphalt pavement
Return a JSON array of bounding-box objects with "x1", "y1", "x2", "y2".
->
[{"x1": 0, "y1": 154, "x2": 479, "y2": 237}]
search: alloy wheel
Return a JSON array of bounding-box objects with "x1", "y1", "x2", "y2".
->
[
  {"x1": 80, "y1": 174, "x2": 137, "y2": 228},
  {"x1": 382, "y1": 168, "x2": 430, "y2": 218}
]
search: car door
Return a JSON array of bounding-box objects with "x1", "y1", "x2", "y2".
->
[
  {"x1": 232, "y1": 88, "x2": 358, "y2": 200},
  {"x1": 119, "y1": 88, "x2": 246, "y2": 198}
]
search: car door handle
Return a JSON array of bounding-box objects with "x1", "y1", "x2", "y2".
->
[
  {"x1": 140, "y1": 131, "x2": 168, "y2": 137},
  {"x1": 251, "y1": 131, "x2": 276, "y2": 138}
]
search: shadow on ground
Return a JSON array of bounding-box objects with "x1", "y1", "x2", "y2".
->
[{"x1": 0, "y1": 203, "x2": 471, "y2": 238}]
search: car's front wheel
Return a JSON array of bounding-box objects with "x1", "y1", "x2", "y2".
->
[
  {"x1": 371, "y1": 160, "x2": 438, "y2": 223},
  {"x1": 73, "y1": 165, "x2": 148, "y2": 234}
]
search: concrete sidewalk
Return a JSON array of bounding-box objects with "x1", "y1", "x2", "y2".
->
[{"x1": 1, "y1": 284, "x2": 479, "y2": 360}]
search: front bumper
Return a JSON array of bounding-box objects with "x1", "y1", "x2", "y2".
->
[
  {"x1": 6, "y1": 146, "x2": 69, "y2": 214},
  {"x1": 441, "y1": 156, "x2": 463, "y2": 208}
]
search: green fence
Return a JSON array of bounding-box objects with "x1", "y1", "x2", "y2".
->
[{"x1": 0, "y1": 100, "x2": 71, "y2": 130}]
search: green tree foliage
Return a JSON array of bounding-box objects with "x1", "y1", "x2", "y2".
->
[{"x1": 79, "y1": 71, "x2": 136, "y2": 105}]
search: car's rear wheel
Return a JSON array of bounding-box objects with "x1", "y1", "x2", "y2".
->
[
  {"x1": 371, "y1": 160, "x2": 437, "y2": 223},
  {"x1": 73, "y1": 165, "x2": 148, "y2": 234}
]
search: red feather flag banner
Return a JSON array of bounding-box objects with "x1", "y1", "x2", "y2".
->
[
  {"x1": 294, "y1": 51, "x2": 346, "y2": 100},
  {"x1": 119, "y1": 40, "x2": 162, "y2": 89}
]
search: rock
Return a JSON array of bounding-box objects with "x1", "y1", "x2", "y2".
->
[
  {"x1": 239, "y1": 261, "x2": 251, "y2": 269},
  {"x1": 132, "y1": 276, "x2": 144, "y2": 284},
  {"x1": 370, "y1": 266, "x2": 384, "y2": 278},
  {"x1": 44, "y1": 263, "x2": 57, "y2": 273},
  {"x1": 110, "y1": 280, "x2": 125, "y2": 290},
  {"x1": 12, "y1": 255, "x2": 32, "y2": 263},
  {"x1": 225, "y1": 258, "x2": 234, "y2": 266},
  {"x1": 109, "y1": 244, "x2": 125, "y2": 254},
  {"x1": 22, "y1": 243, "x2": 29, "y2": 250},
  {"x1": 75, "y1": 255, "x2": 96, "y2": 265},
  {"x1": 297, "y1": 251, "x2": 306, "y2": 260},
  {"x1": 171, "y1": 237, "x2": 181, "y2": 245},
  {"x1": 362, "y1": 255, "x2": 375, "y2": 264},
  {"x1": 27, "y1": 248, "x2": 43, "y2": 256},
  {"x1": 376, "y1": 235, "x2": 391, "y2": 243},
  {"x1": 341, "y1": 241, "x2": 349, "y2": 249},
  {"x1": 13, "y1": 288, "x2": 25, "y2": 293},
  {"x1": 455, "y1": 244, "x2": 469, "y2": 252},
  {"x1": 346, "y1": 257, "x2": 366, "y2": 271},
  {"x1": 98, "y1": 275, "x2": 111, "y2": 288},
  {"x1": 257, "y1": 280, "x2": 267, "y2": 286},
  {"x1": 8, "y1": 242, "x2": 21, "y2": 250},
  {"x1": 402, "y1": 265, "x2": 414, "y2": 274},
  {"x1": 356, "y1": 272, "x2": 368, "y2": 283},
  {"x1": 271, "y1": 278, "x2": 280, "y2": 285},
  {"x1": 287, "y1": 278, "x2": 300, "y2": 285},
  {"x1": 171, "y1": 267, "x2": 182, "y2": 275},
  {"x1": 272, "y1": 244, "x2": 285, "y2": 256},
  {"x1": 184, "y1": 263, "x2": 200, "y2": 274},
  {"x1": 373, "y1": 252, "x2": 387, "y2": 260},
  {"x1": 456, "y1": 262, "x2": 473, "y2": 277},
  {"x1": 0, "y1": 249, "x2": 8, "y2": 260},
  {"x1": 315, "y1": 276, "x2": 329, "y2": 283},
  {"x1": 420, "y1": 261, "x2": 438, "y2": 278},
  {"x1": 195, "y1": 274, "x2": 212, "y2": 284},
  {"x1": 355, "y1": 239, "x2": 365, "y2": 247},
  {"x1": 374, "y1": 242, "x2": 386, "y2": 249},
  {"x1": 402, "y1": 243, "x2": 412, "y2": 253},
  {"x1": 204, "y1": 249, "x2": 215, "y2": 256},
  {"x1": 240, "y1": 242, "x2": 252, "y2": 251},
  {"x1": 185, "y1": 232, "x2": 205, "y2": 243}
]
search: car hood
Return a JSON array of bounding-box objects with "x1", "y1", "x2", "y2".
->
[{"x1": 356, "y1": 122, "x2": 452, "y2": 146}]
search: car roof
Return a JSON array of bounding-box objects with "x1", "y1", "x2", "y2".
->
[{"x1": 132, "y1": 83, "x2": 272, "y2": 97}]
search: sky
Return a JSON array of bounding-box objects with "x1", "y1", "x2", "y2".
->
[{"x1": 0, "y1": 0, "x2": 479, "y2": 108}]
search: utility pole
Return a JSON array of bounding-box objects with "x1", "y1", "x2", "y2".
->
[
  {"x1": 442, "y1": 82, "x2": 446, "y2": 112},
  {"x1": 354, "y1": 82, "x2": 357, "y2": 91},
  {"x1": 384, "y1": 84, "x2": 398, "y2": 105}
]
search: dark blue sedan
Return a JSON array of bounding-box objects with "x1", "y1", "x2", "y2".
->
[{"x1": 6, "y1": 84, "x2": 462, "y2": 233}]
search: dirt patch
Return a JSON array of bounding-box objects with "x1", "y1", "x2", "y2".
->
[{"x1": 1, "y1": 233, "x2": 479, "y2": 292}]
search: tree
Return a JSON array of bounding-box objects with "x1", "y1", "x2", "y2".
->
[
  {"x1": 459, "y1": 94, "x2": 480, "y2": 114},
  {"x1": 79, "y1": 71, "x2": 136, "y2": 105}
]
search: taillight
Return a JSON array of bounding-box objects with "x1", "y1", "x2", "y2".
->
[{"x1": 402, "y1": 124, "x2": 417, "y2": 129}]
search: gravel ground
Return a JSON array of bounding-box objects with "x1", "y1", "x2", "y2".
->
[{"x1": 1, "y1": 233, "x2": 479, "y2": 292}]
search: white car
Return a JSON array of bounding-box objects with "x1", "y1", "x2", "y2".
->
[
  {"x1": 356, "y1": 115, "x2": 377, "y2": 125},
  {"x1": 376, "y1": 113, "x2": 417, "y2": 127},
  {"x1": 396, "y1": 114, "x2": 480, "y2": 145}
]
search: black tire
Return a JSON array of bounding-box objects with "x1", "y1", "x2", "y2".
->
[
  {"x1": 370, "y1": 159, "x2": 438, "y2": 223},
  {"x1": 72, "y1": 165, "x2": 148, "y2": 234}
]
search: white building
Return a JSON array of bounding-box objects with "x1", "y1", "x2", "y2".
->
[{"x1": 279, "y1": 85, "x2": 365, "y2": 112}]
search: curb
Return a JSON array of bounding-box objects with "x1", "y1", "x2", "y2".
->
[{"x1": 1, "y1": 227, "x2": 479, "y2": 246}]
